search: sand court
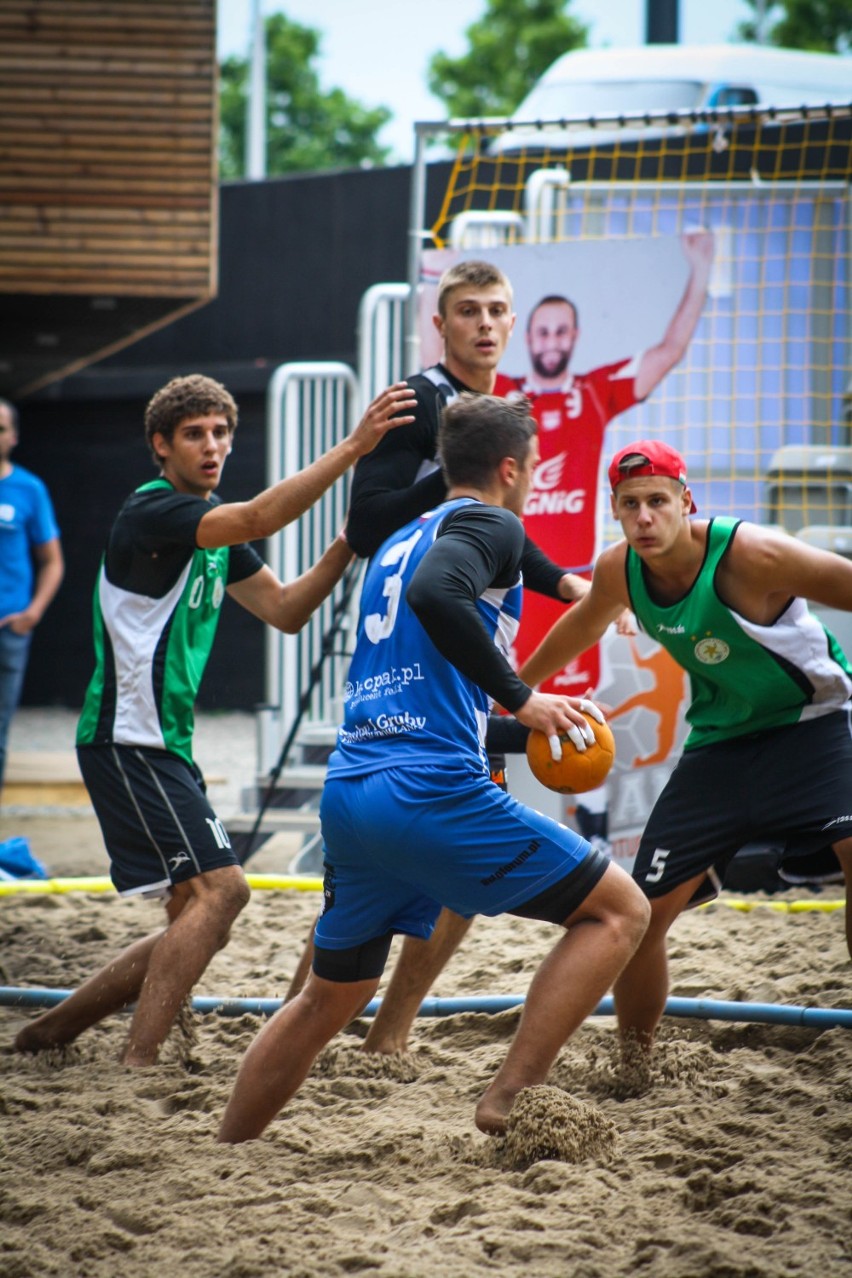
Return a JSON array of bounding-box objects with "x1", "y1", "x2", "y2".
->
[{"x1": 1, "y1": 804, "x2": 850, "y2": 1278}]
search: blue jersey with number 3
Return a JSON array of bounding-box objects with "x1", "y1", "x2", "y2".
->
[{"x1": 328, "y1": 499, "x2": 523, "y2": 779}]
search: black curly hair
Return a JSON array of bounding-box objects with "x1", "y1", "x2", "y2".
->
[{"x1": 144, "y1": 375, "x2": 238, "y2": 464}]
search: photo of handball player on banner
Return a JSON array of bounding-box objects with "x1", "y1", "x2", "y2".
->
[{"x1": 492, "y1": 229, "x2": 715, "y2": 700}]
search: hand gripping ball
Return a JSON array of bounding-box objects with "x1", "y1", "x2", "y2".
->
[{"x1": 525, "y1": 711, "x2": 615, "y2": 794}]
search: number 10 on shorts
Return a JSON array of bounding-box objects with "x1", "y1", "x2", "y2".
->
[{"x1": 205, "y1": 817, "x2": 232, "y2": 849}]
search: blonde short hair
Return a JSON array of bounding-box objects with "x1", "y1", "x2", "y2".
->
[{"x1": 436, "y1": 259, "x2": 513, "y2": 317}]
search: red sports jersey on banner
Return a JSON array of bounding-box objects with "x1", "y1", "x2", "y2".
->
[{"x1": 495, "y1": 358, "x2": 640, "y2": 696}]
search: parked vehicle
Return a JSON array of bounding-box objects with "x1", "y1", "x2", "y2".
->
[{"x1": 490, "y1": 44, "x2": 852, "y2": 153}]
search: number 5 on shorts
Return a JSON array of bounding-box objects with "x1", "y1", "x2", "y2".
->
[{"x1": 645, "y1": 847, "x2": 670, "y2": 884}]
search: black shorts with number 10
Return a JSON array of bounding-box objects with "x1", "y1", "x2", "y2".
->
[{"x1": 77, "y1": 743, "x2": 239, "y2": 897}]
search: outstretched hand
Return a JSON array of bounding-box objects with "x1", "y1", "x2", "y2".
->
[
  {"x1": 514, "y1": 692, "x2": 606, "y2": 759},
  {"x1": 350, "y1": 383, "x2": 417, "y2": 456},
  {"x1": 614, "y1": 608, "x2": 637, "y2": 636},
  {"x1": 681, "y1": 227, "x2": 715, "y2": 268}
]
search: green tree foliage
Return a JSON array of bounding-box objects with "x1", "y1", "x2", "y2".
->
[
  {"x1": 427, "y1": 0, "x2": 588, "y2": 119},
  {"x1": 219, "y1": 13, "x2": 392, "y2": 178},
  {"x1": 736, "y1": 0, "x2": 851, "y2": 53}
]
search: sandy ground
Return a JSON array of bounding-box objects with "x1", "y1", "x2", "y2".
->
[{"x1": 1, "y1": 814, "x2": 850, "y2": 1278}]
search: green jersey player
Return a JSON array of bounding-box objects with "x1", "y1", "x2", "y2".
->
[
  {"x1": 15, "y1": 372, "x2": 415, "y2": 1067},
  {"x1": 521, "y1": 438, "x2": 852, "y2": 1065}
]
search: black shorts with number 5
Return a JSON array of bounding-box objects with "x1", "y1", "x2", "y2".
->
[{"x1": 633, "y1": 710, "x2": 852, "y2": 907}]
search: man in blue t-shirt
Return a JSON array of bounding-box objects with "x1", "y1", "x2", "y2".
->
[
  {"x1": 0, "y1": 398, "x2": 64, "y2": 798},
  {"x1": 218, "y1": 393, "x2": 649, "y2": 1145}
]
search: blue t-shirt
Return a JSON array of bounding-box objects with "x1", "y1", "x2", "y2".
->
[{"x1": 0, "y1": 464, "x2": 60, "y2": 616}]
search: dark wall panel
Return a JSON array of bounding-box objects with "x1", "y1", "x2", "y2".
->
[
  {"x1": 90, "y1": 164, "x2": 429, "y2": 375},
  {"x1": 21, "y1": 160, "x2": 454, "y2": 709}
]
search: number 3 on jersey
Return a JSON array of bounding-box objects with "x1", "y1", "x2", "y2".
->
[{"x1": 364, "y1": 529, "x2": 423, "y2": 644}]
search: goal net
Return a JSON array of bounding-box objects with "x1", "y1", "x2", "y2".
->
[{"x1": 413, "y1": 104, "x2": 851, "y2": 544}]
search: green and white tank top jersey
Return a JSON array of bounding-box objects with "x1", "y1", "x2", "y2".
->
[
  {"x1": 77, "y1": 478, "x2": 262, "y2": 765},
  {"x1": 625, "y1": 516, "x2": 852, "y2": 751}
]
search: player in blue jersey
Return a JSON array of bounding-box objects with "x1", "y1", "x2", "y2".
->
[{"x1": 219, "y1": 393, "x2": 649, "y2": 1144}]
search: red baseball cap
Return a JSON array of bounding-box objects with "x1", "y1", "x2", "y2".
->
[{"x1": 608, "y1": 439, "x2": 697, "y2": 513}]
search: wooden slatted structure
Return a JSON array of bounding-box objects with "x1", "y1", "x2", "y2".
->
[{"x1": 0, "y1": 0, "x2": 218, "y2": 397}]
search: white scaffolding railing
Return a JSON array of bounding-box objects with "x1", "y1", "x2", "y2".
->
[
  {"x1": 448, "y1": 210, "x2": 525, "y2": 248},
  {"x1": 358, "y1": 282, "x2": 410, "y2": 398},
  {"x1": 260, "y1": 361, "x2": 359, "y2": 776}
]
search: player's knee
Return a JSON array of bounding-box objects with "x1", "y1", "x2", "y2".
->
[
  {"x1": 204, "y1": 868, "x2": 251, "y2": 933},
  {"x1": 831, "y1": 836, "x2": 852, "y2": 874},
  {"x1": 622, "y1": 884, "x2": 651, "y2": 947},
  {"x1": 597, "y1": 869, "x2": 650, "y2": 950},
  {"x1": 212, "y1": 883, "x2": 250, "y2": 952},
  {"x1": 223, "y1": 871, "x2": 251, "y2": 918}
]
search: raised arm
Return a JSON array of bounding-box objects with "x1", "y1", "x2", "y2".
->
[
  {"x1": 725, "y1": 522, "x2": 852, "y2": 619},
  {"x1": 345, "y1": 434, "x2": 448, "y2": 557},
  {"x1": 345, "y1": 383, "x2": 447, "y2": 558},
  {"x1": 519, "y1": 546, "x2": 629, "y2": 688},
  {"x1": 634, "y1": 230, "x2": 714, "y2": 401},
  {"x1": 226, "y1": 534, "x2": 354, "y2": 635},
  {"x1": 196, "y1": 383, "x2": 416, "y2": 549}
]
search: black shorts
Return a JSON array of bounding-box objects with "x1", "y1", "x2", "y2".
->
[
  {"x1": 77, "y1": 743, "x2": 239, "y2": 896},
  {"x1": 633, "y1": 709, "x2": 852, "y2": 906}
]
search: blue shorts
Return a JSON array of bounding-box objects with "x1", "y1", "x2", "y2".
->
[{"x1": 315, "y1": 760, "x2": 595, "y2": 957}]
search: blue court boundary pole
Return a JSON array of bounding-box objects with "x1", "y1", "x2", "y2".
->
[{"x1": 2, "y1": 987, "x2": 850, "y2": 1029}]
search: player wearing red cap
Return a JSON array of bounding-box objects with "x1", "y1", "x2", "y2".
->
[{"x1": 520, "y1": 438, "x2": 852, "y2": 1064}]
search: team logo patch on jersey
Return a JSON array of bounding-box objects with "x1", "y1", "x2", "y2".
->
[{"x1": 694, "y1": 636, "x2": 730, "y2": 664}]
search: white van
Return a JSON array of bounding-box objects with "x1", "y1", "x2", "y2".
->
[{"x1": 491, "y1": 44, "x2": 852, "y2": 153}]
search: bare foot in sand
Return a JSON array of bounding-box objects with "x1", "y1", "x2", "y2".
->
[
  {"x1": 474, "y1": 1081, "x2": 518, "y2": 1135},
  {"x1": 14, "y1": 1018, "x2": 72, "y2": 1054},
  {"x1": 360, "y1": 1033, "x2": 409, "y2": 1056},
  {"x1": 611, "y1": 1031, "x2": 653, "y2": 1098}
]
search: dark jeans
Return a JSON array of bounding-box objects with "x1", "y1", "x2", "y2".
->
[{"x1": 0, "y1": 627, "x2": 32, "y2": 793}]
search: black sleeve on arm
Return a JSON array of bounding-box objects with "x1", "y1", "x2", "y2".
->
[
  {"x1": 226, "y1": 541, "x2": 265, "y2": 584},
  {"x1": 347, "y1": 442, "x2": 446, "y2": 557},
  {"x1": 346, "y1": 381, "x2": 448, "y2": 558},
  {"x1": 406, "y1": 505, "x2": 532, "y2": 714},
  {"x1": 521, "y1": 534, "x2": 567, "y2": 600},
  {"x1": 106, "y1": 487, "x2": 210, "y2": 595}
]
